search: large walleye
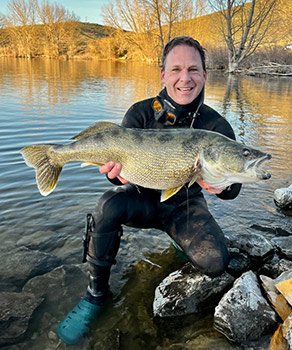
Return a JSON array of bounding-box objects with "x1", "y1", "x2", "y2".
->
[{"x1": 20, "y1": 121, "x2": 271, "y2": 201}]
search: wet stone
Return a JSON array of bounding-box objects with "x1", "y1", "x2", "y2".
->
[
  {"x1": 0, "y1": 292, "x2": 44, "y2": 346},
  {"x1": 23, "y1": 264, "x2": 88, "y2": 320},
  {"x1": 272, "y1": 237, "x2": 292, "y2": 260},
  {"x1": 214, "y1": 270, "x2": 277, "y2": 344},
  {"x1": 0, "y1": 247, "x2": 61, "y2": 292},
  {"x1": 259, "y1": 255, "x2": 292, "y2": 279},
  {"x1": 224, "y1": 230, "x2": 274, "y2": 259},
  {"x1": 274, "y1": 185, "x2": 292, "y2": 210},
  {"x1": 153, "y1": 262, "x2": 235, "y2": 318},
  {"x1": 227, "y1": 248, "x2": 251, "y2": 275}
]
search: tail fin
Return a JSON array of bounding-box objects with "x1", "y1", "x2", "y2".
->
[{"x1": 20, "y1": 145, "x2": 62, "y2": 196}]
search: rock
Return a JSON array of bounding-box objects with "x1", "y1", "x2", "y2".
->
[
  {"x1": 23, "y1": 264, "x2": 88, "y2": 319},
  {"x1": 153, "y1": 262, "x2": 235, "y2": 318},
  {"x1": 0, "y1": 292, "x2": 44, "y2": 346},
  {"x1": 274, "y1": 185, "x2": 292, "y2": 209},
  {"x1": 227, "y1": 248, "x2": 251, "y2": 274},
  {"x1": 259, "y1": 256, "x2": 292, "y2": 279},
  {"x1": 260, "y1": 274, "x2": 292, "y2": 321},
  {"x1": 272, "y1": 237, "x2": 292, "y2": 260},
  {"x1": 0, "y1": 247, "x2": 61, "y2": 292},
  {"x1": 283, "y1": 314, "x2": 292, "y2": 349},
  {"x1": 271, "y1": 313, "x2": 292, "y2": 350},
  {"x1": 269, "y1": 324, "x2": 286, "y2": 350},
  {"x1": 286, "y1": 320, "x2": 292, "y2": 350},
  {"x1": 225, "y1": 230, "x2": 274, "y2": 259},
  {"x1": 276, "y1": 278, "x2": 292, "y2": 307},
  {"x1": 214, "y1": 270, "x2": 277, "y2": 344}
]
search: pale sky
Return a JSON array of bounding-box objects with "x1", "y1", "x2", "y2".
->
[{"x1": 1, "y1": 0, "x2": 112, "y2": 24}]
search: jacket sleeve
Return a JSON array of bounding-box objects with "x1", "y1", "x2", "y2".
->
[{"x1": 216, "y1": 183, "x2": 242, "y2": 200}]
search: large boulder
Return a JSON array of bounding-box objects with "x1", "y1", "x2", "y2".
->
[
  {"x1": 214, "y1": 270, "x2": 277, "y2": 344},
  {"x1": 153, "y1": 262, "x2": 234, "y2": 318}
]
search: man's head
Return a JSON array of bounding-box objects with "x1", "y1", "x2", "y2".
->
[{"x1": 161, "y1": 36, "x2": 207, "y2": 105}]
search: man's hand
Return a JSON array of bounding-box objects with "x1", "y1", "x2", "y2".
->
[
  {"x1": 197, "y1": 179, "x2": 224, "y2": 194},
  {"x1": 99, "y1": 161, "x2": 129, "y2": 184}
]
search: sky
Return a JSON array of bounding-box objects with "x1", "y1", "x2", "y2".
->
[{"x1": 1, "y1": 0, "x2": 112, "y2": 24}]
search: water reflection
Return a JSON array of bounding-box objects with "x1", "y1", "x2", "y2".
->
[
  {"x1": 0, "y1": 58, "x2": 162, "y2": 109},
  {"x1": 0, "y1": 58, "x2": 292, "y2": 350}
]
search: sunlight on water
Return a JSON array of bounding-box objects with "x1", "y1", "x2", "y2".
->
[{"x1": 0, "y1": 57, "x2": 292, "y2": 349}]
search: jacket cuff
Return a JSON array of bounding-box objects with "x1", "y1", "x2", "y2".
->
[{"x1": 216, "y1": 183, "x2": 242, "y2": 200}]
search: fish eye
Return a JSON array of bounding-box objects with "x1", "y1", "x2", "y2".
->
[{"x1": 242, "y1": 148, "x2": 251, "y2": 157}]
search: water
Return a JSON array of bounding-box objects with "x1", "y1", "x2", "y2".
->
[{"x1": 0, "y1": 57, "x2": 292, "y2": 349}]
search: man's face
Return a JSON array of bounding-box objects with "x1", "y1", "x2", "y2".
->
[{"x1": 161, "y1": 44, "x2": 207, "y2": 105}]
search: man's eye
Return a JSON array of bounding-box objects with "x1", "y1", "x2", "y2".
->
[{"x1": 189, "y1": 68, "x2": 198, "y2": 72}]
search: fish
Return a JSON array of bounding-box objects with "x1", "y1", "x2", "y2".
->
[{"x1": 20, "y1": 121, "x2": 272, "y2": 201}]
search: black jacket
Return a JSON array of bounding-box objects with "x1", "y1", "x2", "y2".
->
[{"x1": 111, "y1": 88, "x2": 241, "y2": 201}]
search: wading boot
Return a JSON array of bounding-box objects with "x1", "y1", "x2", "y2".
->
[
  {"x1": 57, "y1": 263, "x2": 111, "y2": 344},
  {"x1": 57, "y1": 297, "x2": 103, "y2": 345}
]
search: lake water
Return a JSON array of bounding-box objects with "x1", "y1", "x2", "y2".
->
[{"x1": 1, "y1": 57, "x2": 292, "y2": 349}]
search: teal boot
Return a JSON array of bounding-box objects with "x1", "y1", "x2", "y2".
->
[{"x1": 57, "y1": 298, "x2": 102, "y2": 345}]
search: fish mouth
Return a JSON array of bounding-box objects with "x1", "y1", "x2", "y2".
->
[{"x1": 247, "y1": 153, "x2": 272, "y2": 180}]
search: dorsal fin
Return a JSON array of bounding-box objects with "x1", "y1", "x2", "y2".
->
[{"x1": 71, "y1": 122, "x2": 120, "y2": 140}]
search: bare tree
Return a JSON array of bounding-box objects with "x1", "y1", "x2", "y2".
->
[
  {"x1": 37, "y1": 0, "x2": 79, "y2": 57},
  {"x1": 102, "y1": 0, "x2": 196, "y2": 62},
  {"x1": 4, "y1": 0, "x2": 39, "y2": 57},
  {"x1": 102, "y1": 0, "x2": 158, "y2": 61},
  {"x1": 209, "y1": 0, "x2": 278, "y2": 72}
]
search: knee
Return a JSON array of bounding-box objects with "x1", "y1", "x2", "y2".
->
[
  {"x1": 93, "y1": 187, "x2": 128, "y2": 222},
  {"x1": 187, "y1": 241, "x2": 230, "y2": 277}
]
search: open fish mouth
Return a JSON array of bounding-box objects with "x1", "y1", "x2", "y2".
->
[{"x1": 247, "y1": 154, "x2": 272, "y2": 180}]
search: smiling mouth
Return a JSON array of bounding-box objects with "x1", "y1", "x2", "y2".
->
[{"x1": 178, "y1": 87, "x2": 193, "y2": 92}]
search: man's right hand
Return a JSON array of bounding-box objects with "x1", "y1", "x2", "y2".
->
[{"x1": 99, "y1": 161, "x2": 129, "y2": 184}]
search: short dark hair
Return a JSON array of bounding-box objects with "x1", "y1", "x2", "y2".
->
[{"x1": 161, "y1": 36, "x2": 206, "y2": 71}]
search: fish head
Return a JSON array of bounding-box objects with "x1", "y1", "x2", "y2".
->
[{"x1": 200, "y1": 139, "x2": 272, "y2": 189}]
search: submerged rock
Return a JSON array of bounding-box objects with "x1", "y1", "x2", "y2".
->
[
  {"x1": 23, "y1": 264, "x2": 88, "y2": 319},
  {"x1": 214, "y1": 270, "x2": 277, "y2": 344},
  {"x1": 153, "y1": 262, "x2": 234, "y2": 318},
  {"x1": 0, "y1": 247, "x2": 61, "y2": 292},
  {"x1": 0, "y1": 292, "x2": 44, "y2": 346}
]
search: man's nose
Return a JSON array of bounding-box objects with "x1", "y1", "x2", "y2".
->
[{"x1": 179, "y1": 69, "x2": 191, "y2": 82}]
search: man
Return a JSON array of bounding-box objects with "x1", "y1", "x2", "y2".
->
[{"x1": 57, "y1": 36, "x2": 241, "y2": 345}]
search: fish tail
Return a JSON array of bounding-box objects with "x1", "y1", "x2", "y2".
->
[{"x1": 20, "y1": 145, "x2": 62, "y2": 196}]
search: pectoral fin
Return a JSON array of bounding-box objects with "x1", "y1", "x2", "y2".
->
[
  {"x1": 188, "y1": 156, "x2": 201, "y2": 188},
  {"x1": 161, "y1": 185, "x2": 183, "y2": 202},
  {"x1": 81, "y1": 162, "x2": 104, "y2": 168},
  {"x1": 188, "y1": 173, "x2": 199, "y2": 188}
]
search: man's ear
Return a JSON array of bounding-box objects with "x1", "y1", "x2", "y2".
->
[
  {"x1": 161, "y1": 68, "x2": 165, "y2": 84},
  {"x1": 203, "y1": 70, "x2": 207, "y2": 80}
]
